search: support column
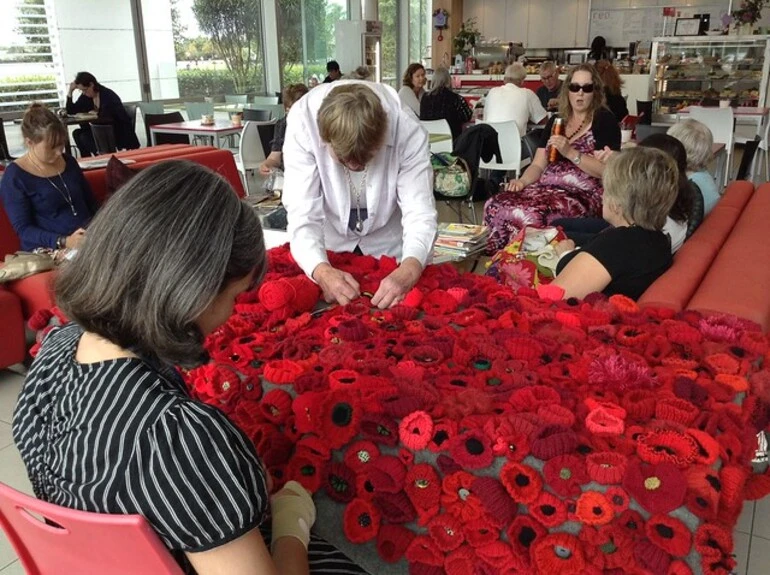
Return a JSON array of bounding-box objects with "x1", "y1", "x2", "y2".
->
[{"x1": 263, "y1": 0, "x2": 282, "y2": 94}]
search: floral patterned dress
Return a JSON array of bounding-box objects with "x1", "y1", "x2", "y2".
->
[{"x1": 483, "y1": 129, "x2": 604, "y2": 254}]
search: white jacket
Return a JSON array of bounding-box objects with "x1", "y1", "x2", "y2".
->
[{"x1": 282, "y1": 81, "x2": 437, "y2": 279}]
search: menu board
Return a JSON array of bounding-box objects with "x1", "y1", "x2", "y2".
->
[{"x1": 589, "y1": 4, "x2": 727, "y2": 48}]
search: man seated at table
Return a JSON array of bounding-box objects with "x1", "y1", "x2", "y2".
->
[
  {"x1": 536, "y1": 61, "x2": 562, "y2": 112},
  {"x1": 282, "y1": 81, "x2": 437, "y2": 310},
  {"x1": 66, "y1": 71, "x2": 139, "y2": 156},
  {"x1": 323, "y1": 60, "x2": 343, "y2": 83},
  {"x1": 484, "y1": 63, "x2": 547, "y2": 150}
]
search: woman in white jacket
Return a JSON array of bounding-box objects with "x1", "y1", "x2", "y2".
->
[{"x1": 282, "y1": 81, "x2": 437, "y2": 309}]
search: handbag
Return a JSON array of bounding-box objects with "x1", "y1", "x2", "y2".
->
[
  {"x1": 485, "y1": 227, "x2": 567, "y2": 290},
  {"x1": 431, "y1": 152, "x2": 471, "y2": 198},
  {"x1": 0, "y1": 251, "x2": 56, "y2": 283}
]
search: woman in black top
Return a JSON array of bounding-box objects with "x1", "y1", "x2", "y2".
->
[
  {"x1": 420, "y1": 66, "x2": 472, "y2": 142},
  {"x1": 66, "y1": 71, "x2": 140, "y2": 156},
  {"x1": 552, "y1": 146, "x2": 678, "y2": 300},
  {"x1": 596, "y1": 60, "x2": 628, "y2": 123},
  {"x1": 13, "y1": 161, "x2": 366, "y2": 575}
]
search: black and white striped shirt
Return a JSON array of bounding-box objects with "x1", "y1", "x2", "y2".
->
[{"x1": 12, "y1": 323, "x2": 267, "y2": 563}]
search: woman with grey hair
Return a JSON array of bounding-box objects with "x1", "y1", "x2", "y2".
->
[
  {"x1": 420, "y1": 66, "x2": 472, "y2": 141},
  {"x1": 13, "y1": 161, "x2": 368, "y2": 575},
  {"x1": 667, "y1": 119, "x2": 720, "y2": 215}
]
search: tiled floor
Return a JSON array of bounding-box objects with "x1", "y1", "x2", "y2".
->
[{"x1": 1, "y1": 364, "x2": 770, "y2": 574}]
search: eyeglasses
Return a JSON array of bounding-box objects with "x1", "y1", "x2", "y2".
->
[{"x1": 568, "y1": 83, "x2": 594, "y2": 93}]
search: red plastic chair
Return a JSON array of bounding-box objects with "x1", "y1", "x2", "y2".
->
[{"x1": 0, "y1": 481, "x2": 183, "y2": 574}]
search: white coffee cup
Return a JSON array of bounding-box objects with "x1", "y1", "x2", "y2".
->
[
  {"x1": 719, "y1": 99, "x2": 731, "y2": 108},
  {"x1": 202, "y1": 113, "x2": 214, "y2": 124},
  {"x1": 621, "y1": 129, "x2": 633, "y2": 144}
]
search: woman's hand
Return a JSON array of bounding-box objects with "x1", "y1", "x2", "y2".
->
[
  {"x1": 547, "y1": 134, "x2": 574, "y2": 159},
  {"x1": 505, "y1": 179, "x2": 526, "y2": 192},
  {"x1": 66, "y1": 228, "x2": 86, "y2": 249},
  {"x1": 371, "y1": 258, "x2": 422, "y2": 309},
  {"x1": 68, "y1": 82, "x2": 77, "y2": 96},
  {"x1": 259, "y1": 162, "x2": 272, "y2": 176},
  {"x1": 312, "y1": 263, "x2": 360, "y2": 305},
  {"x1": 554, "y1": 239, "x2": 575, "y2": 256},
  {"x1": 593, "y1": 146, "x2": 615, "y2": 164}
]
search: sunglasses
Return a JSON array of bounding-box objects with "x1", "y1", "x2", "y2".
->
[{"x1": 568, "y1": 83, "x2": 594, "y2": 93}]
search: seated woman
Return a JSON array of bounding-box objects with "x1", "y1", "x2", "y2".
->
[
  {"x1": 13, "y1": 160, "x2": 367, "y2": 575},
  {"x1": 0, "y1": 103, "x2": 97, "y2": 251},
  {"x1": 398, "y1": 63, "x2": 426, "y2": 117},
  {"x1": 667, "y1": 119, "x2": 720, "y2": 216},
  {"x1": 420, "y1": 67, "x2": 473, "y2": 142},
  {"x1": 596, "y1": 60, "x2": 628, "y2": 122},
  {"x1": 66, "y1": 71, "x2": 140, "y2": 156},
  {"x1": 551, "y1": 146, "x2": 678, "y2": 300},
  {"x1": 259, "y1": 83, "x2": 309, "y2": 175},
  {"x1": 483, "y1": 64, "x2": 621, "y2": 253}
]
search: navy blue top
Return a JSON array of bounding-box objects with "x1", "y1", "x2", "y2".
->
[
  {"x1": 0, "y1": 155, "x2": 97, "y2": 251},
  {"x1": 66, "y1": 85, "x2": 140, "y2": 151}
]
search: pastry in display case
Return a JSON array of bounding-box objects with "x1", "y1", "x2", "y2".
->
[{"x1": 650, "y1": 36, "x2": 770, "y2": 119}]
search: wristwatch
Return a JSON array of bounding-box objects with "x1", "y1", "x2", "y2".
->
[
  {"x1": 571, "y1": 151, "x2": 582, "y2": 166},
  {"x1": 56, "y1": 236, "x2": 66, "y2": 250}
]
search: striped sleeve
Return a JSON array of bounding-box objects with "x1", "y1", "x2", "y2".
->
[{"x1": 126, "y1": 401, "x2": 268, "y2": 552}]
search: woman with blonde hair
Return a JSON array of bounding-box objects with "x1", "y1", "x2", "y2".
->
[
  {"x1": 282, "y1": 81, "x2": 437, "y2": 310},
  {"x1": 483, "y1": 63, "x2": 621, "y2": 253},
  {"x1": 398, "y1": 63, "x2": 426, "y2": 116},
  {"x1": 552, "y1": 146, "x2": 678, "y2": 299}
]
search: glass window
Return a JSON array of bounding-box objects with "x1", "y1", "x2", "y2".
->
[
  {"x1": 379, "y1": 0, "x2": 397, "y2": 87},
  {"x1": 0, "y1": 0, "x2": 60, "y2": 114},
  {"x1": 408, "y1": 0, "x2": 430, "y2": 67}
]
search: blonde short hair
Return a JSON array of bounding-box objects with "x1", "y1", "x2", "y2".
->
[
  {"x1": 667, "y1": 119, "x2": 713, "y2": 172},
  {"x1": 318, "y1": 84, "x2": 387, "y2": 167},
  {"x1": 504, "y1": 63, "x2": 527, "y2": 85},
  {"x1": 603, "y1": 147, "x2": 678, "y2": 231}
]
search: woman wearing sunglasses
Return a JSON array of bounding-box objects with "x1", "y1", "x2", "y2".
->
[{"x1": 483, "y1": 64, "x2": 621, "y2": 254}]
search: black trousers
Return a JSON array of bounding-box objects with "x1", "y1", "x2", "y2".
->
[
  {"x1": 72, "y1": 127, "x2": 97, "y2": 157},
  {"x1": 551, "y1": 217, "x2": 610, "y2": 247}
]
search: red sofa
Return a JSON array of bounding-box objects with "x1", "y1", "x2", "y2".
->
[
  {"x1": 0, "y1": 145, "x2": 245, "y2": 369},
  {"x1": 640, "y1": 180, "x2": 770, "y2": 331}
]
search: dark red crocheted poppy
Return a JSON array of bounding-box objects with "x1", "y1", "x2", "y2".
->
[
  {"x1": 655, "y1": 397, "x2": 700, "y2": 426},
  {"x1": 399, "y1": 410, "x2": 433, "y2": 451},
  {"x1": 360, "y1": 413, "x2": 399, "y2": 446},
  {"x1": 377, "y1": 524, "x2": 415, "y2": 563},
  {"x1": 575, "y1": 491, "x2": 614, "y2": 526},
  {"x1": 506, "y1": 514, "x2": 547, "y2": 565},
  {"x1": 366, "y1": 455, "x2": 406, "y2": 494},
  {"x1": 427, "y1": 513, "x2": 464, "y2": 552},
  {"x1": 343, "y1": 498, "x2": 381, "y2": 544},
  {"x1": 543, "y1": 454, "x2": 589, "y2": 497},
  {"x1": 449, "y1": 429, "x2": 494, "y2": 470},
  {"x1": 441, "y1": 470, "x2": 484, "y2": 522},
  {"x1": 586, "y1": 451, "x2": 628, "y2": 485},
  {"x1": 426, "y1": 419, "x2": 457, "y2": 452},
  {"x1": 500, "y1": 461, "x2": 542, "y2": 504},
  {"x1": 323, "y1": 461, "x2": 357, "y2": 503},
  {"x1": 530, "y1": 424, "x2": 578, "y2": 460},
  {"x1": 604, "y1": 486, "x2": 630, "y2": 514},
  {"x1": 464, "y1": 516, "x2": 499, "y2": 548},
  {"x1": 645, "y1": 514, "x2": 692, "y2": 557},
  {"x1": 373, "y1": 491, "x2": 417, "y2": 524},
  {"x1": 405, "y1": 534, "x2": 444, "y2": 567},
  {"x1": 634, "y1": 538, "x2": 672, "y2": 574},
  {"x1": 621, "y1": 389, "x2": 658, "y2": 423},
  {"x1": 509, "y1": 385, "x2": 561, "y2": 412},
  {"x1": 617, "y1": 509, "x2": 645, "y2": 540},
  {"x1": 444, "y1": 545, "x2": 475, "y2": 575},
  {"x1": 476, "y1": 541, "x2": 516, "y2": 570},
  {"x1": 470, "y1": 476, "x2": 517, "y2": 528},
  {"x1": 530, "y1": 490, "x2": 568, "y2": 528},
  {"x1": 685, "y1": 489, "x2": 717, "y2": 522},
  {"x1": 491, "y1": 430, "x2": 530, "y2": 462},
  {"x1": 291, "y1": 391, "x2": 326, "y2": 434},
  {"x1": 579, "y1": 524, "x2": 634, "y2": 571},
  {"x1": 537, "y1": 403, "x2": 576, "y2": 427},
  {"x1": 405, "y1": 463, "x2": 442, "y2": 526},
  {"x1": 636, "y1": 429, "x2": 699, "y2": 467},
  {"x1": 623, "y1": 461, "x2": 687, "y2": 515},
  {"x1": 695, "y1": 524, "x2": 736, "y2": 575},
  {"x1": 286, "y1": 452, "x2": 326, "y2": 493},
  {"x1": 343, "y1": 440, "x2": 380, "y2": 474},
  {"x1": 320, "y1": 390, "x2": 360, "y2": 449},
  {"x1": 259, "y1": 388, "x2": 293, "y2": 424},
  {"x1": 531, "y1": 532, "x2": 587, "y2": 575}
]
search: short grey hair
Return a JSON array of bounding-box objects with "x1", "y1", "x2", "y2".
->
[
  {"x1": 56, "y1": 160, "x2": 266, "y2": 367},
  {"x1": 347, "y1": 66, "x2": 372, "y2": 81},
  {"x1": 540, "y1": 61, "x2": 557, "y2": 75},
  {"x1": 504, "y1": 63, "x2": 527, "y2": 85},
  {"x1": 667, "y1": 119, "x2": 714, "y2": 172},
  {"x1": 431, "y1": 67, "x2": 452, "y2": 91}
]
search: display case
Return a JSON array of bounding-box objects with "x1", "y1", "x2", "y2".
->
[{"x1": 650, "y1": 36, "x2": 770, "y2": 119}]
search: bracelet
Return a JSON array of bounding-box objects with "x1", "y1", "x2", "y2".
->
[{"x1": 56, "y1": 236, "x2": 66, "y2": 250}]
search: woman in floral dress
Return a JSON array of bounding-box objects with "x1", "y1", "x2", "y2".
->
[{"x1": 483, "y1": 64, "x2": 621, "y2": 254}]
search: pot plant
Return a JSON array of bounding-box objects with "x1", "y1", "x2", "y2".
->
[
  {"x1": 730, "y1": 1, "x2": 766, "y2": 34},
  {"x1": 453, "y1": 18, "x2": 480, "y2": 57}
]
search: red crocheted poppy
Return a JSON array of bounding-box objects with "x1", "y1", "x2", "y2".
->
[
  {"x1": 655, "y1": 397, "x2": 700, "y2": 426},
  {"x1": 605, "y1": 486, "x2": 630, "y2": 514},
  {"x1": 464, "y1": 516, "x2": 499, "y2": 548},
  {"x1": 617, "y1": 509, "x2": 645, "y2": 540},
  {"x1": 360, "y1": 413, "x2": 399, "y2": 446},
  {"x1": 377, "y1": 524, "x2": 415, "y2": 563},
  {"x1": 720, "y1": 464, "x2": 749, "y2": 511},
  {"x1": 427, "y1": 513, "x2": 465, "y2": 552},
  {"x1": 366, "y1": 455, "x2": 406, "y2": 495},
  {"x1": 328, "y1": 369, "x2": 363, "y2": 391},
  {"x1": 398, "y1": 410, "x2": 433, "y2": 451},
  {"x1": 451, "y1": 308, "x2": 488, "y2": 327},
  {"x1": 531, "y1": 532, "x2": 587, "y2": 575},
  {"x1": 536, "y1": 404, "x2": 576, "y2": 427},
  {"x1": 509, "y1": 385, "x2": 561, "y2": 412},
  {"x1": 343, "y1": 440, "x2": 380, "y2": 474},
  {"x1": 373, "y1": 491, "x2": 417, "y2": 524},
  {"x1": 586, "y1": 407, "x2": 625, "y2": 436},
  {"x1": 645, "y1": 514, "x2": 692, "y2": 557},
  {"x1": 441, "y1": 471, "x2": 484, "y2": 522},
  {"x1": 502, "y1": 335, "x2": 545, "y2": 363},
  {"x1": 286, "y1": 452, "x2": 326, "y2": 493},
  {"x1": 313, "y1": 454, "x2": 353, "y2": 501},
  {"x1": 579, "y1": 524, "x2": 634, "y2": 570},
  {"x1": 491, "y1": 431, "x2": 530, "y2": 462},
  {"x1": 426, "y1": 419, "x2": 457, "y2": 452},
  {"x1": 408, "y1": 345, "x2": 445, "y2": 368},
  {"x1": 543, "y1": 454, "x2": 589, "y2": 497},
  {"x1": 621, "y1": 389, "x2": 658, "y2": 423},
  {"x1": 506, "y1": 514, "x2": 547, "y2": 565},
  {"x1": 262, "y1": 359, "x2": 304, "y2": 384},
  {"x1": 500, "y1": 461, "x2": 542, "y2": 504},
  {"x1": 685, "y1": 489, "x2": 717, "y2": 522},
  {"x1": 343, "y1": 498, "x2": 381, "y2": 544},
  {"x1": 476, "y1": 541, "x2": 516, "y2": 570},
  {"x1": 449, "y1": 429, "x2": 494, "y2": 470},
  {"x1": 575, "y1": 491, "x2": 614, "y2": 526},
  {"x1": 320, "y1": 390, "x2": 361, "y2": 449},
  {"x1": 470, "y1": 476, "x2": 517, "y2": 528},
  {"x1": 195, "y1": 363, "x2": 243, "y2": 405},
  {"x1": 668, "y1": 560, "x2": 695, "y2": 575},
  {"x1": 291, "y1": 391, "x2": 326, "y2": 434},
  {"x1": 405, "y1": 463, "x2": 442, "y2": 526},
  {"x1": 636, "y1": 429, "x2": 699, "y2": 467},
  {"x1": 704, "y1": 352, "x2": 740, "y2": 375},
  {"x1": 406, "y1": 534, "x2": 444, "y2": 567},
  {"x1": 615, "y1": 324, "x2": 652, "y2": 348},
  {"x1": 257, "y1": 432, "x2": 293, "y2": 467},
  {"x1": 586, "y1": 451, "x2": 628, "y2": 485},
  {"x1": 259, "y1": 388, "x2": 293, "y2": 424},
  {"x1": 444, "y1": 545, "x2": 476, "y2": 575},
  {"x1": 530, "y1": 424, "x2": 578, "y2": 460},
  {"x1": 694, "y1": 524, "x2": 736, "y2": 574},
  {"x1": 634, "y1": 538, "x2": 672, "y2": 574},
  {"x1": 530, "y1": 490, "x2": 568, "y2": 528},
  {"x1": 623, "y1": 461, "x2": 687, "y2": 515}
]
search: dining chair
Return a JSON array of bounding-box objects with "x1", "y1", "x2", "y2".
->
[
  {"x1": 184, "y1": 102, "x2": 215, "y2": 121},
  {"x1": 144, "y1": 112, "x2": 189, "y2": 146},
  {"x1": 634, "y1": 124, "x2": 670, "y2": 141},
  {"x1": 242, "y1": 108, "x2": 272, "y2": 122},
  {"x1": 251, "y1": 96, "x2": 279, "y2": 106},
  {"x1": 753, "y1": 119, "x2": 770, "y2": 183},
  {"x1": 235, "y1": 121, "x2": 268, "y2": 196},
  {"x1": 478, "y1": 120, "x2": 530, "y2": 180},
  {"x1": 636, "y1": 100, "x2": 653, "y2": 125},
  {"x1": 256, "y1": 120, "x2": 277, "y2": 158},
  {"x1": 735, "y1": 135, "x2": 761, "y2": 181},
  {"x1": 136, "y1": 102, "x2": 165, "y2": 120},
  {"x1": 225, "y1": 95, "x2": 248, "y2": 107},
  {"x1": 687, "y1": 106, "x2": 735, "y2": 187},
  {"x1": 420, "y1": 119, "x2": 453, "y2": 154},
  {"x1": 123, "y1": 104, "x2": 138, "y2": 135},
  {"x1": 91, "y1": 124, "x2": 118, "y2": 155},
  {"x1": 0, "y1": 481, "x2": 184, "y2": 575}
]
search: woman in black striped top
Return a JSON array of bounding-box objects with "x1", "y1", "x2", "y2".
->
[{"x1": 13, "y1": 161, "x2": 367, "y2": 575}]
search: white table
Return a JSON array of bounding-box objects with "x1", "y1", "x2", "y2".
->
[{"x1": 149, "y1": 120, "x2": 242, "y2": 149}]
